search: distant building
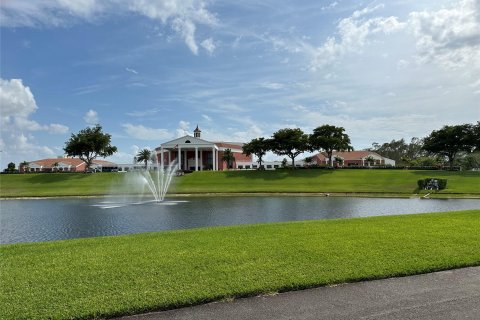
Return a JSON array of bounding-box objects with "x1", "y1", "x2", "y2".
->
[
  {"x1": 19, "y1": 157, "x2": 116, "y2": 173},
  {"x1": 313, "y1": 151, "x2": 395, "y2": 167},
  {"x1": 155, "y1": 125, "x2": 252, "y2": 171}
]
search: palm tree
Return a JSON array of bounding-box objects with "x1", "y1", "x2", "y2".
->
[
  {"x1": 221, "y1": 148, "x2": 235, "y2": 170},
  {"x1": 365, "y1": 156, "x2": 375, "y2": 167},
  {"x1": 136, "y1": 149, "x2": 152, "y2": 170},
  {"x1": 334, "y1": 156, "x2": 344, "y2": 167},
  {"x1": 20, "y1": 161, "x2": 30, "y2": 173},
  {"x1": 304, "y1": 156, "x2": 314, "y2": 168}
]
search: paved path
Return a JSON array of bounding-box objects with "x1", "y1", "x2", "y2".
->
[{"x1": 118, "y1": 267, "x2": 480, "y2": 320}]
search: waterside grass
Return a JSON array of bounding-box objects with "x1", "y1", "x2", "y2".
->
[
  {"x1": 1, "y1": 169, "x2": 479, "y2": 198},
  {"x1": 1, "y1": 210, "x2": 480, "y2": 319}
]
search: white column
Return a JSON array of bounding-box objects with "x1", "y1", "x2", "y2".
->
[
  {"x1": 160, "y1": 147, "x2": 164, "y2": 170},
  {"x1": 184, "y1": 150, "x2": 187, "y2": 170},
  {"x1": 195, "y1": 147, "x2": 198, "y2": 171},
  {"x1": 200, "y1": 150, "x2": 203, "y2": 171},
  {"x1": 178, "y1": 146, "x2": 181, "y2": 170},
  {"x1": 212, "y1": 147, "x2": 215, "y2": 171}
]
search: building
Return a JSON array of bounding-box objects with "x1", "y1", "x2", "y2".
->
[
  {"x1": 19, "y1": 157, "x2": 116, "y2": 173},
  {"x1": 155, "y1": 126, "x2": 252, "y2": 171},
  {"x1": 313, "y1": 151, "x2": 395, "y2": 167}
]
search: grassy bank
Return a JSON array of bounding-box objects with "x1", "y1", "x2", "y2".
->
[
  {"x1": 2, "y1": 210, "x2": 480, "y2": 319},
  {"x1": 1, "y1": 170, "x2": 480, "y2": 198}
]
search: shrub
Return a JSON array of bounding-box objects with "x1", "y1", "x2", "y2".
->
[{"x1": 417, "y1": 178, "x2": 448, "y2": 190}]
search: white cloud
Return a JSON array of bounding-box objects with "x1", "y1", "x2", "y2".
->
[
  {"x1": 176, "y1": 120, "x2": 191, "y2": 137},
  {"x1": 48, "y1": 124, "x2": 69, "y2": 134},
  {"x1": 0, "y1": 0, "x2": 101, "y2": 27},
  {"x1": 310, "y1": 6, "x2": 406, "y2": 70},
  {"x1": 202, "y1": 114, "x2": 213, "y2": 122},
  {"x1": 83, "y1": 109, "x2": 99, "y2": 125},
  {"x1": 408, "y1": 0, "x2": 480, "y2": 69},
  {"x1": 260, "y1": 82, "x2": 285, "y2": 90},
  {"x1": 123, "y1": 123, "x2": 171, "y2": 140},
  {"x1": 397, "y1": 59, "x2": 410, "y2": 69},
  {"x1": 0, "y1": 78, "x2": 69, "y2": 133},
  {"x1": 0, "y1": 78, "x2": 69, "y2": 166},
  {"x1": 125, "y1": 67, "x2": 138, "y2": 74},
  {"x1": 0, "y1": 78, "x2": 37, "y2": 121},
  {"x1": 321, "y1": 1, "x2": 338, "y2": 11},
  {"x1": 124, "y1": 0, "x2": 219, "y2": 55},
  {"x1": 0, "y1": 0, "x2": 218, "y2": 55},
  {"x1": 200, "y1": 37, "x2": 216, "y2": 54},
  {"x1": 172, "y1": 18, "x2": 198, "y2": 54}
]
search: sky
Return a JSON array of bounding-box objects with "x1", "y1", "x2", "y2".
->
[{"x1": 1, "y1": 0, "x2": 479, "y2": 168}]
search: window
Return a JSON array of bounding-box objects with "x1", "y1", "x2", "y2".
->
[
  {"x1": 185, "y1": 140, "x2": 191, "y2": 143},
  {"x1": 267, "y1": 165, "x2": 272, "y2": 168},
  {"x1": 274, "y1": 165, "x2": 279, "y2": 168},
  {"x1": 252, "y1": 165, "x2": 258, "y2": 169},
  {"x1": 245, "y1": 165, "x2": 251, "y2": 169},
  {"x1": 238, "y1": 165, "x2": 244, "y2": 169}
]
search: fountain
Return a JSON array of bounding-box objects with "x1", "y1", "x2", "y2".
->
[
  {"x1": 95, "y1": 158, "x2": 179, "y2": 209},
  {"x1": 137, "y1": 159, "x2": 178, "y2": 202}
]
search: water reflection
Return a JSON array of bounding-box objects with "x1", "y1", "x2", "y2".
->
[{"x1": 1, "y1": 197, "x2": 479, "y2": 244}]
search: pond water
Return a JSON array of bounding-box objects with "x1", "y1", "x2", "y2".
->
[{"x1": 1, "y1": 196, "x2": 479, "y2": 244}]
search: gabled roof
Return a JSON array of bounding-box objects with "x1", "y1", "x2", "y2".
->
[
  {"x1": 29, "y1": 158, "x2": 84, "y2": 167},
  {"x1": 214, "y1": 142, "x2": 244, "y2": 153},
  {"x1": 314, "y1": 151, "x2": 384, "y2": 161},
  {"x1": 157, "y1": 135, "x2": 217, "y2": 149},
  {"x1": 28, "y1": 158, "x2": 116, "y2": 167}
]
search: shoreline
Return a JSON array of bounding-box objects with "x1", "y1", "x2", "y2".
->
[{"x1": 2, "y1": 192, "x2": 480, "y2": 200}]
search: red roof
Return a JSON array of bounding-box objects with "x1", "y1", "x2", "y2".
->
[
  {"x1": 314, "y1": 151, "x2": 383, "y2": 161},
  {"x1": 214, "y1": 142, "x2": 244, "y2": 149},
  {"x1": 29, "y1": 158, "x2": 116, "y2": 167}
]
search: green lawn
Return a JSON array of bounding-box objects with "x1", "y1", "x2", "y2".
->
[
  {"x1": 1, "y1": 170, "x2": 479, "y2": 198},
  {"x1": 1, "y1": 210, "x2": 480, "y2": 319},
  {"x1": 174, "y1": 169, "x2": 480, "y2": 196}
]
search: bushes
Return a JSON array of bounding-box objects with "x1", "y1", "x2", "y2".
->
[{"x1": 417, "y1": 178, "x2": 448, "y2": 190}]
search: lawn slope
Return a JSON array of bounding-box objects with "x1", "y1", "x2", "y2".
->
[
  {"x1": 1, "y1": 210, "x2": 480, "y2": 319},
  {"x1": 1, "y1": 170, "x2": 479, "y2": 198}
]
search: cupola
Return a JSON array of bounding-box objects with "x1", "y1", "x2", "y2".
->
[{"x1": 194, "y1": 125, "x2": 201, "y2": 138}]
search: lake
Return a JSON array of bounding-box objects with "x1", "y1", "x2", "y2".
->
[{"x1": 1, "y1": 196, "x2": 479, "y2": 244}]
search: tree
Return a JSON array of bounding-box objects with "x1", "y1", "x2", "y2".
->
[
  {"x1": 52, "y1": 162, "x2": 59, "y2": 173},
  {"x1": 304, "y1": 156, "x2": 314, "y2": 167},
  {"x1": 7, "y1": 162, "x2": 15, "y2": 172},
  {"x1": 270, "y1": 128, "x2": 310, "y2": 168},
  {"x1": 472, "y1": 121, "x2": 480, "y2": 151},
  {"x1": 242, "y1": 137, "x2": 270, "y2": 169},
  {"x1": 136, "y1": 149, "x2": 152, "y2": 170},
  {"x1": 369, "y1": 138, "x2": 424, "y2": 165},
  {"x1": 221, "y1": 148, "x2": 235, "y2": 169},
  {"x1": 422, "y1": 124, "x2": 475, "y2": 169},
  {"x1": 64, "y1": 125, "x2": 117, "y2": 171},
  {"x1": 310, "y1": 125, "x2": 353, "y2": 167},
  {"x1": 459, "y1": 152, "x2": 480, "y2": 170}
]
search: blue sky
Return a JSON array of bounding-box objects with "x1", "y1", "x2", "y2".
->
[{"x1": 1, "y1": 0, "x2": 479, "y2": 167}]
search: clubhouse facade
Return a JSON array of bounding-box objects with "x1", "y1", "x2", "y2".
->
[
  {"x1": 154, "y1": 126, "x2": 252, "y2": 171},
  {"x1": 19, "y1": 126, "x2": 395, "y2": 172}
]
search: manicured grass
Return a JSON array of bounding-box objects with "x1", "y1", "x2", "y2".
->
[
  {"x1": 1, "y1": 210, "x2": 480, "y2": 319},
  {"x1": 171, "y1": 169, "x2": 480, "y2": 196},
  {"x1": 1, "y1": 170, "x2": 479, "y2": 198},
  {"x1": 0, "y1": 173, "x2": 125, "y2": 197}
]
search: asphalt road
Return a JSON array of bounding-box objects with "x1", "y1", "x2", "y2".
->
[{"x1": 118, "y1": 266, "x2": 480, "y2": 320}]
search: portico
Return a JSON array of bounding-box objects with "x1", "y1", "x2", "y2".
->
[{"x1": 156, "y1": 135, "x2": 219, "y2": 171}]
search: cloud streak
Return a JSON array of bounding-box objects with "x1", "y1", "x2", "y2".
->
[{"x1": 0, "y1": 0, "x2": 218, "y2": 55}]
